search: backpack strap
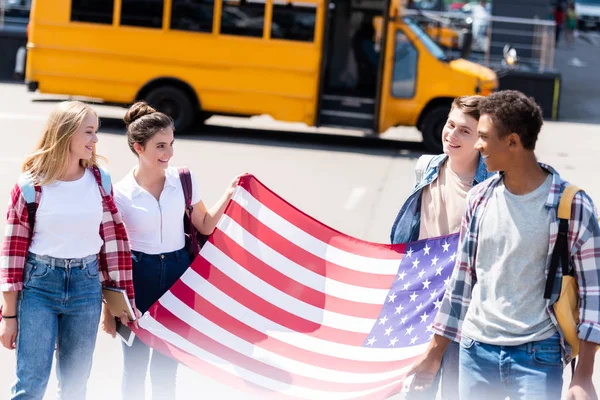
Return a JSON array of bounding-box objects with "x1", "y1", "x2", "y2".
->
[
  {"x1": 415, "y1": 155, "x2": 435, "y2": 186},
  {"x1": 178, "y1": 167, "x2": 199, "y2": 255},
  {"x1": 18, "y1": 171, "x2": 37, "y2": 235},
  {"x1": 544, "y1": 185, "x2": 581, "y2": 299},
  {"x1": 178, "y1": 167, "x2": 193, "y2": 209},
  {"x1": 96, "y1": 166, "x2": 113, "y2": 195}
]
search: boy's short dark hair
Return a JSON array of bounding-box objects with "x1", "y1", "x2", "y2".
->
[
  {"x1": 451, "y1": 95, "x2": 483, "y2": 121},
  {"x1": 478, "y1": 90, "x2": 543, "y2": 150}
]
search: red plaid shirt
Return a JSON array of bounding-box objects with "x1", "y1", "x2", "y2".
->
[{"x1": 0, "y1": 166, "x2": 135, "y2": 301}]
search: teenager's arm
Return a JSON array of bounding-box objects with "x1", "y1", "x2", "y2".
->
[
  {"x1": 191, "y1": 174, "x2": 245, "y2": 235},
  {"x1": 569, "y1": 193, "x2": 600, "y2": 398},
  {"x1": 431, "y1": 188, "x2": 478, "y2": 342},
  {"x1": 571, "y1": 193, "x2": 600, "y2": 346},
  {"x1": 568, "y1": 340, "x2": 598, "y2": 399},
  {"x1": 1, "y1": 291, "x2": 19, "y2": 349}
]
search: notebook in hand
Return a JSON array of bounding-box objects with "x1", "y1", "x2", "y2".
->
[{"x1": 102, "y1": 286, "x2": 136, "y2": 321}]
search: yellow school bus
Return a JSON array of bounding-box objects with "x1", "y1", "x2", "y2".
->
[{"x1": 25, "y1": 0, "x2": 497, "y2": 152}]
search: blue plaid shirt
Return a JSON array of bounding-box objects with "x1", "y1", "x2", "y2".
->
[{"x1": 432, "y1": 163, "x2": 600, "y2": 364}]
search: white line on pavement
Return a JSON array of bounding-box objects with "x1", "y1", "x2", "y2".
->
[{"x1": 343, "y1": 187, "x2": 367, "y2": 211}]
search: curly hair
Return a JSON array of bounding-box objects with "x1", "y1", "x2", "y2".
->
[{"x1": 478, "y1": 90, "x2": 543, "y2": 150}]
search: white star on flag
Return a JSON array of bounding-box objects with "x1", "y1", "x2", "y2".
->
[
  {"x1": 406, "y1": 248, "x2": 413, "y2": 258},
  {"x1": 443, "y1": 241, "x2": 450, "y2": 252},
  {"x1": 426, "y1": 324, "x2": 434, "y2": 333},
  {"x1": 384, "y1": 327, "x2": 393, "y2": 336},
  {"x1": 418, "y1": 269, "x2": 426, "y2": 279},
  {"x1": 389, "y1": 337, "x2": 399, "y2": 347},
  {"x1": 388, "y1": 293, "x2": 397, "y2": 303},
  {"x1": 367, "y1": 337, "x2": 377, "y2": 346},
  {"x1": 450, "y1": 252, "x2": 457, "y2": 262},
  {"x1": 405, "y1": 325, "x2": 415, "y2": 335},
  {"x1": 397, "y1": 270, "x2": 407, "y2": 281},
  {"x1": 403, "y1": 282, "x2": 411, "y2": 291},
  {"x1": 420, "y1": 312, "x2": 429, "y2": 323},
  {"x1": 395, "y1": 304, "x2": 404, "y2": 314},
  {"x1": 401, "y1": 315, "x2": 409, "y2": 324},
  {"x1": 410, "y1": 336, "x2": 419, "y2": 345},
  {"x1": 434, "y1": 298, "x2": 444, "y2": 309},
  {"x1": 422, "y1": 279, "x2": 431, "y2": 289},
  {"x1": 424, "y1": 244, "x2": 431, "y2": 255},
  {"x1": 379, "y1": 315, "x2": 388, "y2": 325},
  {"x1": 430, "y1": 290, "x2": 438, "y2": 300},
  {"x1": 416, "y1": 302, "x2": 423, "y2": 311},
  {"x1": 431, "y1": 255, "x2": 439, "y2": 266},
  {"x1": 409, "y1": 292, "x2": 418, "y2": 302},
  {"x1": 435, "y1": 266, "x2": 444, "y2": 276},
  {"x1": 412, "y1": 259, "x2": 420, "y2": 269},
  {"x1": 444, "y1": 276, "x2": 452, "y2": 287}
]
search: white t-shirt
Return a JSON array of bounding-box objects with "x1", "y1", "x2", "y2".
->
[
  {"x1": 114, "y1": 167, "x2": 202, "y2": 255},
  {"x1": 462, "y1": 174, "x2": 556, "y2": 346},
  {"x1": 29, "y1": 168, "x2": 104, "y2": 258}
]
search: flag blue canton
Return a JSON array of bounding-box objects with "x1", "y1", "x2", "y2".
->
[{"x1": 363, "y1": 233, "x2": 460, "y2": 348}]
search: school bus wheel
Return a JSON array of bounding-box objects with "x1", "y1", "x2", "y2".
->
[
  {"x1": 421, "y1": 105, "x2": 449, "y2": 154},
  {"x1": 144, "y1": 85, "x2": 196, "y2": 133}
]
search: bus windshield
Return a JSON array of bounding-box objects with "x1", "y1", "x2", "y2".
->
[{"x1": 403, "y1": 17, "x2": 448, "y2": 61}]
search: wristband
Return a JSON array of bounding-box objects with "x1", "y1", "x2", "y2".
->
[{"x1": 2, "y1": 315, "x2": 17, "y2": 319}]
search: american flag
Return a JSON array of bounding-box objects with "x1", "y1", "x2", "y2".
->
[{"x1": 133, "y1": 174, "x2": 459, "y2": 399}]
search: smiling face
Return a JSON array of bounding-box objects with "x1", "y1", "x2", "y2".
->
[
  {"x1": 474, "y1": 113, "x2": 512, "y2": 172},
  {"x1": 134, "y1": 127, "x2": 175, "y2": 171},
  {"x1": 441, "y1": 107, "x2": 480, "y2": 163},
  {"x1": 68, "y1": 111, "x2": 99, "y2": 162}
]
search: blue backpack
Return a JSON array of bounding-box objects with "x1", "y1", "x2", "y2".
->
[{"x1": 18, "y1": 167, "x2": 112, "y2": 234}]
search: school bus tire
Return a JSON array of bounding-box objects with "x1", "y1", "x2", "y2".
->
[
  {"x1": 144, "y1": 85, "x2": 196, "y2": 133},
  {"x1": 421, "y1": 105, "x2": 448, "y2": 154}
]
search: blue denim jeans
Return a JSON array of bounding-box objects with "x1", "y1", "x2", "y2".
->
[
  {"x1": 122, "y1": 248, "x2": 190, "y2": 400},
  {"x1": 405, "y1": 340, "x2": 460, "y2": 400},
  {"x1": 459, "y1": 333, "x2": 564, "y2": 400},
  {"x1": 12, "y1": 253, "x2": 102, "y2": 400}
]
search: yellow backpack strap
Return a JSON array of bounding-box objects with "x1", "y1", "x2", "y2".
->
[
  {"x1": 544, "y1": 184, "x2": 582, "y2": 299},
  {"x1": 558, "y1": 185, "x2": 581, "y2": 220}
]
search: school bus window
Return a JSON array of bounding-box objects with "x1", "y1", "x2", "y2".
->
[
  {"x1": 271, "y1": 3, "x2": 316, "y2": 42},
  {"x1": 392, "y1": 30, "x2": 418, "y2": 99},
  {"x1": 220, "y1": 0, "x2": 265, "y2": 38},
  {"x1": 71, "y1": 0, "x2": 113, "y2": 24},
  {"x1": 121, "y1": 0, "x2": 164, "y2": 29},
  {"x1": 171, "y1": 0, "x2": 215, "y2": 33}
]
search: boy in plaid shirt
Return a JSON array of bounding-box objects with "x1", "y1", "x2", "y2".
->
[{"x1": 408, "y1": 90, "x2": 600, "y2": 400}]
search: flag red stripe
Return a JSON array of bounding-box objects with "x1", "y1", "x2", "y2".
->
[
  {"x1": 225, "y1": 202, "x2": 397, "y2": 289},
  {"x1": 167, "y1": 280, "x2": 417, "y2": 374},
  {"x1": 211, "y1": 229, "x2": 384, "y2": 319},
  {"x1": 148, "y1": 303, "x2": 411, "y2": 392},
  {"x1": 133, "y1": 326, "x2": 299, "y2": 400},
  {"x1": 239, "y1": 176, "x2": 406, "y2": 260},
  {"x1": 189, "y1": 256, "x2": 368, "y2": 346},
  {"x1": 135, "y1": 326, "x2": 406, "y2": 400}
]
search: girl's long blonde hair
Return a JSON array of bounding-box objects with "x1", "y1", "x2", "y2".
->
[{"x1": 22, "y1": 101, "x2": 101, "y2": 186}]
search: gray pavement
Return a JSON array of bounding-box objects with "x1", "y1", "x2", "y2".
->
[{"x1": 0, "y1": 31, "x2": 599, "y2": 398}]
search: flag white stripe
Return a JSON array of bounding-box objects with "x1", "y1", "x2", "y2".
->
[
  {"x1": 202, "y1": 241, "x2": 376, "y2": 333},
  {"x1": 218, "y1": 216, "x2": 391, "y2": 304},
  {"x1": 231, "y1": 188, "x2": 401, "y2": 274},
  {"x1": 140, "y1": 316, "x2": 406, "y2": 400},
  {"x1": 155, "y1": 291, "x2": 413, "y2": 384},
  {"x1": 175, "y1": 269, "x2": 429, "y2": 362}
]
